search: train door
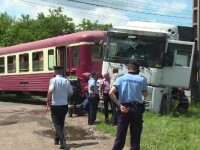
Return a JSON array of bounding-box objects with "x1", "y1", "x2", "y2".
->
[{"x1": 56, "y1": 46, "x2": 68, "y2": 76}]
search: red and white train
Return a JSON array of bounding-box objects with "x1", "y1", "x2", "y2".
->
[{"x1": 0, "y1": 31, "x2": 107, "y2": 96}]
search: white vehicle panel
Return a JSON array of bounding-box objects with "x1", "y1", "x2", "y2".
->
[{"x1": 161, "y1": 66, "x2": 191, "y2": 88}]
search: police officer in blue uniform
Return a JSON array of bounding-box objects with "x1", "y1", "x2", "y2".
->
[
  {"x1": 88, "y1": 71, "x2": 99, "y2": 125},
  {"x1": 109, "y1": 59, "x2": 148, "y2": 150},
  {"x1": 47, "y1": 66, "x2": 73, "y2": 150}
]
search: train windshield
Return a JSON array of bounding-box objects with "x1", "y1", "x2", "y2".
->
[{"x1": 104, "y1": 31, "x2": 166, "y2": 68}]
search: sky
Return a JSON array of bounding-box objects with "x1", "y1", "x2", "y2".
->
[{"x1": 0, "y1": 0, "x2": 193, "y2": 27}]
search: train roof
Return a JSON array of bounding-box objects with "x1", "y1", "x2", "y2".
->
[{"x1": 0, "y1": 30, "x2": 107, "y2": 55}]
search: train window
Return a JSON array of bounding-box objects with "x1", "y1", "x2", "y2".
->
[
  {"x1": 91, "y1": 45, "x2": 103, "y2": 61},
  {"x1": 72, "y1": 46, "x2": 79, "y2": 67},
  {"x1": 32, "y1": 51, "x2": 43, "y2": 71},
  {"x1": 0, "y1": 57, "x2": 5, "y2": 74},
  {"x1": 7, "y1": 56, "x2": 16, "y2": 73},
  {"x1": 19, "y1": 54, "x2": 29, "y2": 72},
  {"x1": 48, "y1": 49, "x2": 54, "y2": 70}
]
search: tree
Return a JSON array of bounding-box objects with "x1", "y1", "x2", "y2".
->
[
  {"x1": 0, "y1": 8, "x2": 112, "y2": 46},
  {"x1": 76, "y1": 19, "x2": 112, "y2": 32},
  {"x1": 34, "y1": 7, "x2": 75, "y2": 39},
  {"x1": 0, "y1": 7, "x2": 75, "y2": 46},
  {"x1": 0, "y1": 12, "x2": 14, "y2": 47}
]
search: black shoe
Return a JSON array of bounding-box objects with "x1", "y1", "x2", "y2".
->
[
  {"x1": 88, "y1": 121, "x2": 94, "y2": 125},
  {"x1": 111, "y1": 123, "x2": 117, "y2": 126},
  {"x1": 60, "y1": 144, "x2": 70, "y2": 150},
  {"x1": 54, "y1": 139, "x2": 59, "y2": 145}
]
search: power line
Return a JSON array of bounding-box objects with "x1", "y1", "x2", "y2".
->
[
  {"x1": 19, "y1": 0, "x2": 127, "y2": 20},
  {"x1": 42, "y1": 0, "x2": 191, "y2": 25},
  {"x1": 65, "y1": 0, "x2": 192, "y2": 19},
  {"x1": 96, "y1": 0, "x2": 192, "y2": 16},
  {"x1": 18, "y1": 0, "x2": 191, "y2": 26},
  {"x1": 18, "y1": 0, "x2": 129, "y2": 22},
  {"x1": 123, "y1": 0, "x2": 192, "y2": 12}
]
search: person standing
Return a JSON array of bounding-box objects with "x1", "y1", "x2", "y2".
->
[
  {"x1": 109, "y1": 60, "x2": 148, "y2": 150},
  {"x1": 47, "y1": 66, "x2": 73, "y2": 150},
  {"x1": 67, "y1": 68, "x2": 82, "y2": 117},
  {"x1": 99, "y1": 72, "x2": 112, "y2": 122},
  {"x1": 110, "y1": 68, "x2": 119, "y2": 126},
  {"x1": 88, "y1": 71, "x2": 99, "y2": 125}
]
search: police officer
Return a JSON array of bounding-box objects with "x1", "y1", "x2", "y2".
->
[
  {"x1": 110, "y1": 68, "x2": 120, "y2": 126},
  {"x1": 88, "y1": 71, "x2": 99, "y2": 125},
  {"x1": 47, "y1": 66, "x2": 73, "y2": 150},
  {"x1": 109, "y1": 59, "x2": 148, "y2": 150},
  {"x1": 67, "y1": 68, "x2": 82, "y2": 117}
]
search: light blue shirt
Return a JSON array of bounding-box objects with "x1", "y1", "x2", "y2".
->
[
  {"x1": 49, "y1": 75, "x2": 73, "y2": 106},
  {"x1": 114, "y1": 73, "x2": 147, "y2": 104},
  {"x1": 88, "y1": 77, "x2": 98, "y2": 94}
]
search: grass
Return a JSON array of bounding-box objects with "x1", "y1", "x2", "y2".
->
[
  {"x1": 95, "y1": 103, "x2": 200, "y2": 150},
  {"x1": 0, "y1": 93, "x2": 31, "y2": 100},
  {"x1": 0, "y1": 93, "x2": 46, "y2": 104}
]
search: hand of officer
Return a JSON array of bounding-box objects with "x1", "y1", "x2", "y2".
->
[
  {"x1": 47, "y1": 100, "x2": 51, "y2": 108},
  {"x1": 120, "y1": 105, "x2": 129, "y2": 113}
]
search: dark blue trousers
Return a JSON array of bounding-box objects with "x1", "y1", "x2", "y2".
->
[
  {"x1": 112, "y1": 104, "x2": 143, "y2": 150},
  {"x1": 111, "y1": 92, "x2": 119, "y2": 125},
  {"x1": 51, "y1": 105, "x2": 68, "y2": 144},
  {"x1": 111, "y1": 100, "x2": 119, "y2": 125},
  {"x1": 103, "y1": 93, "x2": 112, "y2": 121},
  {"x1": 88, "y1": 94, "x2": 99, "y2": 124}
]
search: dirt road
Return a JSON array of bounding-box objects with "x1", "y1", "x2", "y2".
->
[{"x1": 0, "y1": 100, "x2": 129, "y2": 150}]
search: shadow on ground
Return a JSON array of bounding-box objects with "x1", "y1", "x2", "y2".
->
[{"x1": 0, "y1": 94, "x2": 46, "y2": 105}]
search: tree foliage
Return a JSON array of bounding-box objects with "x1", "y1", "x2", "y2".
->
[
  {"x1": 0, "y1": 7, "x2": 112, "y2": 47},
  {"x1": 0, "y1": 12, "x2": 15, "y2": 47},
  {"x1": 76, "y1": 19, "x2": 112, "y2": 32}
]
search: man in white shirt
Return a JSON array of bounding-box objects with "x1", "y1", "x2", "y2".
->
[{"x1": 47, "y1": 66, "x2": 73, "y2": 150}]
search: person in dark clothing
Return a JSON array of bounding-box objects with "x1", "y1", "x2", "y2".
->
[
  {"x1": 47, "y1": 66, "x2": 73, "y2": 150},
  {"x1": 109, "y1": 60, "x2": 148, "y2": 150},
  {"x1": 67, "y1": 68, "x2": 82, "y2": 117},
  {"x1": 99, "y1": 72, "x2": 112, "y2": 122}
]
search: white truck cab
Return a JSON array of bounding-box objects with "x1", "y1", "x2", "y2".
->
[{"x1": 102, "y1": 21, "x2": 195, "y2": 113}]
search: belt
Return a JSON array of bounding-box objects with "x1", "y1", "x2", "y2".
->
[
  {"x1": 121, "y1": 101, "x2": 145, "y2": 113},
  {"x1": 121, "y1": 101, "x2": 143, "y2": 107}
]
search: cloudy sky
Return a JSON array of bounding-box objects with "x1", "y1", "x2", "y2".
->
[{"x1": 0, "y1": 0, "x2": 193, "y2": 26}]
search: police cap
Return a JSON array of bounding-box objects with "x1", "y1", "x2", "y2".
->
[
  {"x1": 53, "y1": 66, "x2": 63, "y2": 70},
  {"x1": 90, "y1": 71, "x2": 97, "y2": 77},
  {"x1": 90, "y1": 71, "x2": 96, "y2": 75}
]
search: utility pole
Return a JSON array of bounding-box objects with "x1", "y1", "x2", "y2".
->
[{"x1": 192, "y1": 0, "x2": 200, "y2": 102}]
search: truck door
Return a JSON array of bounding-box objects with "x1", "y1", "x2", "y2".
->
[
  {"x1": 161, "y1": 40, "x2": 195, "y2": 88},
  {"x1": 56, "y1": 46, "x2": 68, "y2": 76}
]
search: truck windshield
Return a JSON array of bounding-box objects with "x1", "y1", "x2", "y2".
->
[{"x1": 105, "y1": 37, "x2": 166, "y2": 68}]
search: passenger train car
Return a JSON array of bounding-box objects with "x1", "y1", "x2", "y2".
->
[{"x1": 0, "y1": 31, "x2": 107, "y2": 95}]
